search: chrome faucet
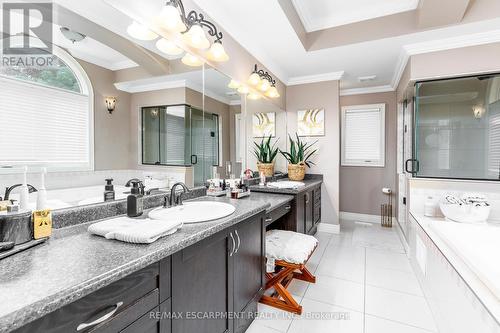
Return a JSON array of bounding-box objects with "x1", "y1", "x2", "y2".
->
[
  {"x1": 4, "y1": 184, "x2": 38, "y2": 201},
  {"x1": 168, "y1": 182, "x2": 190, "y2": 207}
]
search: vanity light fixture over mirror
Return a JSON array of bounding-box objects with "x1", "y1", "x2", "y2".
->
[{"x1": 127, "y1": 0, "x2": 229, "y2": 63}]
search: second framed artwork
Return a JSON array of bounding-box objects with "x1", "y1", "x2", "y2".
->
[
  {"x1": 252, "y1": 112, "x2": 276, "y2": 137},
  {"x1": 297, "y1": 108, "x2": 325, "y2": 136}
]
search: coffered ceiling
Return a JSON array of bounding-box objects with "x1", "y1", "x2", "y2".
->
[
  {"x1": 291, "y1": 0, "x2": 419, "y2": 32},
  {"x1": 194, "y1": 0, "x2": 500, "y2": 93}
]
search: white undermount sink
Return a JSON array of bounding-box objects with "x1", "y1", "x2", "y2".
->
[{"x1": 148, "y1": 201, "x2": 236, "y2": 224}]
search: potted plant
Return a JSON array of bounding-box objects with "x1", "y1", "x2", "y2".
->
[
  {"x1": 280, "y1": 134, "x2": 317, "y2": 181},
  {"x1": 253, "y1": 135, "x2": 279, "y2": 177}
]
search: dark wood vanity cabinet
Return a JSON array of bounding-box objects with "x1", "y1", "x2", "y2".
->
[
  {"x1": 12, "y1": 213, "x2": 265, "y2": 333},
  {"x1": 171, "y1": 212, "x2": 265, "y2": 333},
  {"x1": 292, "y1": 184, "x2": 322, "y2": 235},
  {"x1": 13, "y1": 263, "x2": 168, "y2": 333}
]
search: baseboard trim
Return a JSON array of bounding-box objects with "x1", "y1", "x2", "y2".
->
[
  {"x1": 340, "y1": 212, "x2": 379, "y2": 223},
  {"x1": 317, "y1": 223, "x2": 340, "y2": 234}
]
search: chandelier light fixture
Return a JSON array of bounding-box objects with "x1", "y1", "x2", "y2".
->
[{"x1": 127, "y1": 0, "x2": 229, "y2": 65}]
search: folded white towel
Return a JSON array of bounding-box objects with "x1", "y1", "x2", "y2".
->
[
  {"x1": 267, "y1": 181, "x2": 305, "y2": 189},
  {"x1": 265, "y1": 230, "x2": 318, "y2": 265},
  {"x1": 88, "y1": 216, "x2": 182, "y2": 244}
]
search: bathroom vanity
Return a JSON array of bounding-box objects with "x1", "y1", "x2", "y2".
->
[
  {"x1": 250, "y1": 177, "x2": 322, "y2": 235},
  {"x1": 0, "y1": 193, "x2": 293, "y2": 333}
]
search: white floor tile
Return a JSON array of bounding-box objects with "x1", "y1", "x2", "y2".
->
[
  {"x1": 287, "y1": 298, "x2": 363, "y2": 333},
  {"x1": 365, "y1": 315, "x2": 435, "y2": 333},
  {"x1": 365, "y1": 286, "x2": 437, "y2": 331},
  {"x1": 246, "y1": 320, "x2": 284, "y2": 333},
  {"x1": 303, "y1": 275, "x2": 365, "y2": 312},
  {"x1": 366, "y1": 248, "x2": 413, "y2": 273},
  {"x1": 366, "y1": 266, "x2": 423, "y2": 296},
  {"x1": 287, "y1": 279, "x2": 310, "y2": 297},
  {"x1": 316, "y1": 255, "x2": 365, "y2": 283},
  {"x1": 255, "y1": 303, "x2": 295, "y2": 332}
]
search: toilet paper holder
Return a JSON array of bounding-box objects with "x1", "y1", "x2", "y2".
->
[{"x1": 381, "y1": 188, "x2": 392, "y2": 228}]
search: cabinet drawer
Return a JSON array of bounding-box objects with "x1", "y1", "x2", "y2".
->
[
  {"x1": 160, "y1": 257, "x2": 171, "y2": 302},
  {"x1": 14, "y1": 263, "x2": 159, "y2": 333},
  {"x1": 121, "y1": 299, "x2": 171, "y2": 333},
  {"x1": 265, "y1": 201, "x2": 292, "y2": 226}
]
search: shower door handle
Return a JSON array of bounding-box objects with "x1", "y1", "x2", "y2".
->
[
  {"x1": 191, "y1": 155, "x2": 198, "y2": 165},
  {"x1": 405, "y1": 159, "x2": 419, "y2": 175}
]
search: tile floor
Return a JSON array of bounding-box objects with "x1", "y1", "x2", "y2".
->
[{"x1": 246, "y1": 219, "x2": 439, "y2": 333}]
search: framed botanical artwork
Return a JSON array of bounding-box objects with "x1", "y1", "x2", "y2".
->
[
  {"x1": 297, "y1": 108, "x2": 325, "y2": 136},
  {"x1": 252, "y1": 112, "x2": 276, "y2": 137}
]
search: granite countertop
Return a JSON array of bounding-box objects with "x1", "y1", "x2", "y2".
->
[
  {"x1": 250, "y1": 178, "x2": 323, "y2": 195},
  {"x1": 0, "y1": 192, "x2": 292, "y2": 332}
]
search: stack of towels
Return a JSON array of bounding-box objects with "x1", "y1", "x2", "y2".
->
[{"x1": 88, "y1": 217, "x2": 182, "y2": 244}]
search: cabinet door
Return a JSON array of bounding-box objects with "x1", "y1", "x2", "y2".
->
[
  {"x1": 171, "y1": 231, "x2": 233, "y2": 333},
  {"x1": 313, "y1": 186, "x2": 321, "y2": 226},
  {"x1": 294, "y1": 194, "x2": 305, "y2": 234},
  {"x1": 232, "y1": 214, "x2": 265, "y2": 333},
  {"x1": 305, "y1": 191, "x2": 315, "y2": 235}
]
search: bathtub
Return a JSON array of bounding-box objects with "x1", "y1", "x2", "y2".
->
[{"x1": 429, "y1": 221, "x2": 500, "y2": 300}]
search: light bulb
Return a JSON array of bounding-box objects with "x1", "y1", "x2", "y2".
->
[
  {"x1": 266, "y1": 86, "x2": 280, "y2": 98},
  {"x1": 206, "y1": 42, "x2": 229, "y2": 62},
  {"x1": 183, "y1": 24, "x2": 210, "y2": 49},
  {"x1": 156, "y1": 38, "x2": 184, "y2": 56},
  {"x1": 247, "y1": 72, "x2": 261, "y2": 86},
  {"x1": 181, "y1": 53, "x2": 203, "y2": 67},
  {"x1": 258, "y1": 78, "x2": 271, "y2": 92},
  {"x1": 159, "y1": 4, "x2": 186, "y2": 32},
  {"x1": 248, "y1": 92, "x2": 261, "y2": 100},
  {"x1": 237, "y1": 85, "x2": 249, "y2": 94},
  {"x1": 127, "y1": 21, "x2": 158, "y2": 41},
  {"x1": 228, "y1": 80, "x2": 240, "y2": 89}
]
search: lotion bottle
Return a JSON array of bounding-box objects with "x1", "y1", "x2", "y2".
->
[
  {"x1": 127, "y1": 181, "x2": 144, "y2": 217},
  {"x1": 19, "y1": 166, "x2": 30, "y2": 210},
  {"x1": 36, "y1": 167, "x2": 47, "y2": 210}
]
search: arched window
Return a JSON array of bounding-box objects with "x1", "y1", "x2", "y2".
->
[{"x1": 0, "y1": 45, "x2": 94, "y2": 171}]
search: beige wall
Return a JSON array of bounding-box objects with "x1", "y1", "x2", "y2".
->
[
  {"x1": 78, "y1": 59, "x2": 132, "y2": 171},
  {"x1": 410, "y1": 42, "x2": 500, "y2": 81},
  {"x1": 339, "y1": 92, "x2": 398, "y2": 216},
  {"x1": 286, "y1": 81, "x2": 340, "y2": 225},
  {"x1": 229, "y1": 104, "x2": 242, "y2": 162}
]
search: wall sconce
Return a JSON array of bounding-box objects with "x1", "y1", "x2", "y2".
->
[
  {"x1": 472, "y1": 105, "x2": 485, "y2": 119},
  {"x1": 105, "y1": 97, "x2": 117, "y2": 114}
]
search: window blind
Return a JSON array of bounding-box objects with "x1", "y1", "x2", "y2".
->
[
  {"x1": 0, "y1": 76, "x2": 91, "y2": 169},
  {"x1": 342, "y1": 104, "x2": 385, "y2": 167}
]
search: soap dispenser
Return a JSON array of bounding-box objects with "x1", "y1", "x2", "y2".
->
[
  {"x1": 36, "y1": 167, "x2": 47, "y2": 210},
  {"x1": 19, "y1": 166, "x2": 30, "y2": 210},
  {"x1": 127, "y1": 181, "x2": 144, "y2": 217},
  {"x1": 104, "y1": 178, "x2": 115, "y2": 202}
]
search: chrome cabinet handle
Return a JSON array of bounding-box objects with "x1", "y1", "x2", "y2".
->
[
  {"x1": 234, "y1": 230, "x2": 241, "y2": 254},
  {"x1": 229, "y1": 232, "x2": 236, "y2": 256},
  {"x1": 76, "y1": 302, "x2": 123, "y2": 331},
  {"x1": 305, "y1": 193, "x2": 309, "y2": 204},
  {"x1": 265, "y1": 217, "x2": 273, "y2": 222},
  {"x1": 284, "y1": 205, "x2": 291, "y2": 210}
]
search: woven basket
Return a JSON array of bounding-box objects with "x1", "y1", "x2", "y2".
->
[
  {"x1": 257, "y1": 162, "x2": 275, "y2": 177},
  {"x1": 288, "y1": 163, "x2": 306, "y2": 181}
]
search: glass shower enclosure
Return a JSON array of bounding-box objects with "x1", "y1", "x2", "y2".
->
[
  {"x1": 411, "y1": 73, "x2": 500, "y2": 180},
  {"x1": 142, "y1": 104, "x2": 219, "y2": 186}
]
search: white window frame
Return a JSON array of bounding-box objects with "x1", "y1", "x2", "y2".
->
[
  {"x1": 0, "y1": 45, "x2": 94, "y2": 174},
  {"x1": 341, "y1": 103, "x2": 385, "y2": 167}
]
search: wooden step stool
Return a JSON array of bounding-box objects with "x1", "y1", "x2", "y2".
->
[{"x1": 259, "y1": 230, "x2": 318, "y2": 315}]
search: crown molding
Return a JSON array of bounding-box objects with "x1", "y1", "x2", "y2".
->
[
  {"x1": 340, "y1": 85, "x2": 394, "y2": 96},
  {"x1": 287, "y1": 71, "x2": 344, "y2": 86},
  {"x1": 229, "y1": 100, "x2": 242, "y2": 106},
  {"x1": 114, "y1": 78, "x2": 234, "y2": 105}
]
